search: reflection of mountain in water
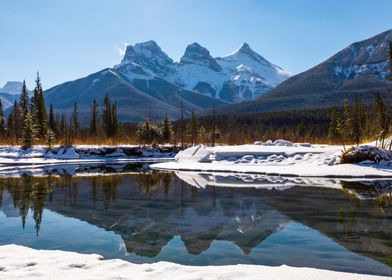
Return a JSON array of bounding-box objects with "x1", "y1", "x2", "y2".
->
[
  {"x1": 0, "y1": 173, "x2": 288, "y2": 257},
  {"x1": 0, "y1": 171, "x2": 391, "y2": 268},
  {"x1": 175, "y1": 172, "x2": 392, "y2": 267}
]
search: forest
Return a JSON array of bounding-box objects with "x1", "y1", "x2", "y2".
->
[{"x1": 0, "y1": 72, "x2": 391, "y2": 148}]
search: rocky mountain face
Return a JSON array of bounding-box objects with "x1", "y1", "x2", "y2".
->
[
  {"x1": 116, "y1": 41, "x2": 290, "y2": 103},
  {"x1": 0, "y1": 81, "x2": 30, "y2": 109},
  {"x1": 223, "y1": 29, "x2": 392, "y2": 114},
  {"x1": 44, "y1": 41, "x2": 289, "y2": 122}
]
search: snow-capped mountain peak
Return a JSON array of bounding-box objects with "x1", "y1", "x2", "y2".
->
[
  {"x1": 120, "y1": 41, "x2": 174, "y2": 76},
  {"x1": 0, "y1": 81, "x2": 24, "y2": 95},
  {"x1": 115, "y1": 40, "x2": 290, "y2": 103},
  {"x1": 180, "y1": 43, "x2": 222, "y2": 72}
]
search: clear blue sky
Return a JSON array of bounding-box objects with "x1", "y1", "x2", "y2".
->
[{"x1": 1, "y1": 0, "x2": 391, "y2": 89}]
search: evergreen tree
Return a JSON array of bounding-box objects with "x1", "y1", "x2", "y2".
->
[
  {"x1": 328, "y1": 107, "x2": 339, "y2": 140},
  {"x1": 45, "y1": 128, "x2": 56, "y2": 148},
  {"x1": 352, "y1": 94, "x2": 362, "y2": 145},
  {"x1": 111, "y1": 101, "x2": 118, "y2": 138},
  {"x1": 180, "y1": 102, "x2": 184, "y2": 148},
  {"x1": 32, "y1": 72, "x2": 47, "y2": 138},
  {"x1": 102, "y1": 94, "x2": 112, "y2": 137},
  {"x1": 136, "y1": 119, "x2": 161, "y2": 144},
  {"x1": 20, "y1": 111, "x2": 37, "y2": 149},
  {"x1": 8, "y1": 101, "x2": 22, "y2": 140},
  {"x1": 19, "y1": 80, "x2": 29, "y2": 118},
  {"x1": 89, "y1": 99, "x2": 98, "y2": 137},
  {"x1": 198, "y1": 125, "x2": 207, "y2": 144},
  {"x1": 343, "y1": 99, "x2": 353, "y2": 142},
  {"x1": 71, "y1": 102, "x2": 80, "y2": 138},
  {"x1": 374, "y1": 93, "x2": 389, "y2": 147},
  {"x1": 161, "y1": 113, "x2": 173, "y2": 143},
  {"x1": 0, "y1": 100, "x2": 5, "y2": 138},
  {"x1": 59, "y1": 113, "x2": 66, "y2": 138},
  {"x1": 48, "y1": 104, "x2": 57, "y2": 134},
  {"x1": 186, "y1": 110, "x2": 199, "y2": 145}
]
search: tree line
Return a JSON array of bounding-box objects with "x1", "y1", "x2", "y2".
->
[{"x1": 0, "y1": 73, "x2": 119, "y2": 148}]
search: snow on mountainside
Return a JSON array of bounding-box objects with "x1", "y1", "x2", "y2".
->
[
  {"x1": 116, "y1": 41, "x2": 291, "y2": 102},
  {"x1": 0, "y1": 81, "x2": 24, "y2": 95},
  {"x1": 222, "y1": 29, "x2": 392, "y2": 115}
]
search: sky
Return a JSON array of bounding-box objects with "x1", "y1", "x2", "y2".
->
[{"x1": 1, "y1": 0, "x2": 392, "y2": 89}]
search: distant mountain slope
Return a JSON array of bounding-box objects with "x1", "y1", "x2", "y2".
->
[
  {"x1": 0, "y1": 92, "x2": 19, "y2": 110},
  {"x1": 222, "y1": 29, "x2": 392, "y2": 114},
  {"x1": 44, "y1": 68, "x2": 227, "y2": 122},
  {"x1": 44, "y1": 41, "x2": 289, "y2": 122}
]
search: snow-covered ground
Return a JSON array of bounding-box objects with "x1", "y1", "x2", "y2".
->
[
  {"x1": 0, "y1": 245, "x2": 388, "y2": 280},
  {"x1": 0, "y1": 145, "x2": 176, "y2": 166},
  {"x1": 151, "y1": 140, "x2": 392, "y2": 178}
]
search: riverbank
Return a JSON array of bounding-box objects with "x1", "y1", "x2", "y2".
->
[
  {"x1": 0, "y1": 145, "x2": 177, "y2": 166},
  {"x1": 151, "y1": 141, "x2": 392, "y2": 178},
  {"x1": 0, "y1": 245, "x2": 388, "y2": 280}
]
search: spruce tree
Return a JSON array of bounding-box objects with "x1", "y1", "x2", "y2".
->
[
  {"x1": 71, "y1": 102, "x2": 80, "y2": 138},
  {"x1": 32, "y1": 72, "x2": 47, "y2": 138},
  {"x1": 48, "y1": 104, "x2": 57, "y2": 134},
  {"x1": 20, "y1": 111, "x2": 37, "y2": 150},
  {"x1": 161, "y1": 113, "x2": 173, "y2": 143},
  {"x1": 328, "y1": 107, "x2": 339, "y2": 140},
  {"x1": 0, "y1": 99, "x2": 5, "y2": 138},
  {"x1": 343, "y1": 99, "x2": 353, "y2": 143},
  {"x1": 89, "y1": 99, "x2": 98, "y2": 137},
  {"x1": 45, "y1": 128, "x2": 56, "y2": 148},
  {"x1": 352, "y1": 94, "x2": 362, "y2": 145},
  {"x1": 19, "y1": 80, "x2": 29, "y2": 118},
  {"x1": 111, "y1": 101, "x2": 118, "y2": 138},
  {"x1": 102, "y1": 94, "x2": 112, "y2": 137},
  {"x1": 186, "y1": 110, "x2": 199, "y2": 145},
  {"x1": 60, "y1": 113, "x2": 66, "y2": 139}
]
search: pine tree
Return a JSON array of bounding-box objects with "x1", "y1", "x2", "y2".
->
[
  {"x1": 111, "y1": 101, "x2": 118, "y2": 138},
  {"x1": 8, "y1": 101, "x2": 22, "y2": 141},
  {"x1": 71, "y1": 102, "x2": 80, "y2": 138},
  {"x1": 328, "y1": 107, "x2": 339, "y2": 140},
  {"x1": 186, "y1": 110, "x2": 198, "y2": 145},
  {"x1": 352, "y1": 94, "x2": 362, "y2": 145},
  {"x1": 89, "y1": 99, "x2": 98, "y2": 137},
  {"x1": 0, "y1": 99, "x2": 5, "y2": 138},
  {"x1": 180, "y1": 102, "x2": 184, "y2": 148},
  {"x1": 45, "y1": 128, "x2": 56, "y2": 148},
  {"x1": 161, "y1": 113, "x2": 173, "y2": 143},
  {"x1": 102, "y1": 94, "x2": 112, "y2": 137},
  {"x1": 59, "y1": 113, "x2": 66, "y2": 139},
  {"x1": 198, "y1": 125, "x2": 207, "y2": 144},
  {"x1": 20, "y1": 111, "x2": 37, "y2": 150},
  {"x1": 48, "y1": 104, "x2": 57, "y2": 134},
  {"x1": 343, "y1": 99, "x2": 353, "y2": 142},
  {"x1": 374, "y1": 93, "x2": 389, "y2": 147},
  {"x1": 19, "y1": 80, "x2": 29, "y2": 118},
  {"x1": 32, "y1": 72, "x2": 47, "y2": 139}
]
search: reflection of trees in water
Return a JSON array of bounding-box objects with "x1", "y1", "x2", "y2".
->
[
  {"x1": 341, "y1": 180, "x2": 392, "y2": 213},
  {"x1": 0, "y1": 176, "x2": 54, "y2": 235},
  {"x1": 137, "y1": 172, "x2": 173, "y2": 197}
]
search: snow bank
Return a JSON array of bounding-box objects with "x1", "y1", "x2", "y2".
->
[
  {"x1": 152, "y1": 143, "x2": 392, "y2": 178},
  {"x1": 0, "y1": 245, "x2": 387, "y2": 280},
  {"x1": 0, "y1": 145, "x2": 176, "y2": 166}
]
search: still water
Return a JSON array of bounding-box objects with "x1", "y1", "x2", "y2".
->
[{"x1": 0, "y1": 163, "x2": 391, "y2": 276}]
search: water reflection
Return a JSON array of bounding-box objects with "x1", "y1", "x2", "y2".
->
[{"x1": 0, "y1": 165, "x2": 391, "y2": 275}]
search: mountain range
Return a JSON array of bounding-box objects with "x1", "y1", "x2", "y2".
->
[
  {"x1": 41, "y1": 41, "x2": 290, "y2": 122},
  {"x1": 223, "y1": 29, "x2": 392, "y2": 115},
  {"x1": 2, "y1": 29, "x2": 392, "y2": 122}
]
